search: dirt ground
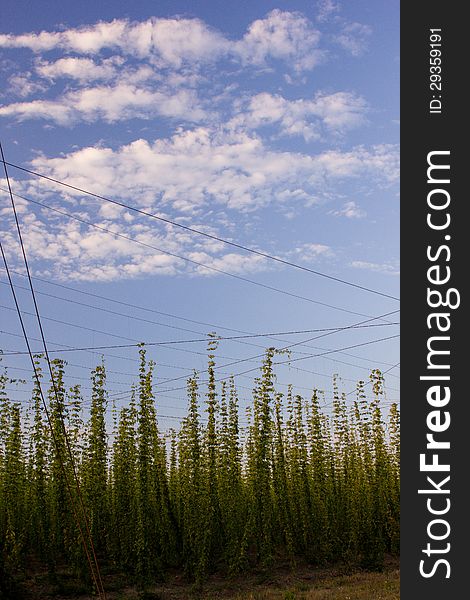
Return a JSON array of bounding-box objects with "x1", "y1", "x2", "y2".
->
[{"x1": 10, "y1": 557, "x2": 399, "y2": 600}]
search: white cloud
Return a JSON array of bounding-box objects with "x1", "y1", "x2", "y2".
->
[
  {"x1": 314, "y1": 2, "x2": 373, "y2": 57},
  {"x1": 0, "y1": 12, "x2": 323, "y2": 72},
  {"x1": 0, "y1": 11, "x2": 374, "y2": 131},
  {"x1": 291, "y1": 243, "x2": 333, "y2": 263},
  {"x1": 335, "y1": 22, "x2": 372, "y2": 56},
  {"x1": 1, "y1": 127, "x2": 397, "y2": 283},
  {"x1": 0, "y1": 99, "x2": 73, "y2": 125},
  {"x1": 7, "y1": 72, "x2": 47, "y2": 98},
  {"x1": 0, "y1": 188, "x2": 29, "y2": 215},
  {"x1": 308, "y1": 92, "x2": 367, "y2": 130},
  {"x1": 22, "y1": 130, "x2": 398, "y2": 216},
  {"x1": 188, "y1": 251, "x2": 268, "y2": 277},
  {"x1": 316, "y1": 0, "x2": 341, "y2": 23},
  {"x1": 236, "y1": 10, "x2": 324, "y2": 72},
  {"x1": 1, "y1": 87, "x2": 366, "y2": 136},
  {"x1": 314, "y1": 144, "x2": 399, "y2": 183},
  {"x1": 0, "y1": 10, "x2": 396, "y2": 285},
  {"x1": 330, "y1": 200, "x2": 366, "y2": 219},
  {"x1": 0, "y1": 84, "x2": 206, "y2": 124},
  {"x1": 0, "y1": 12, "x2": 332, "y2": 127},
  {"x1": 351, "y1": 260, "x2": 399, "y2": 276},
  {"x1": 0, "y1": 20, "x2": 129, "y2": 54},
  {"x1": 35, "y1": 57, "x2": 121, "y2": 82},
  {"x1": 0, "y1": 192, "x2": 270, "y2": 282},
  {"x1": 135, "y1": 18, "x2": 229, "y2": 67},
  {"x1": 229, "y1": 91, "x2": 367, "y2": 141}
]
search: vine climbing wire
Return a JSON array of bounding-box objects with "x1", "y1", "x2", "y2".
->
[{"x1": 0, "y1": 142, "x2": 107, "y2": 600}]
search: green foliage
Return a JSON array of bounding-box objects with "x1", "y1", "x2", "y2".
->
[
  {"x1": 0, "y1": 347, "x2": 399, "y2": 585},
  {"x1": 83, "y1": 363, "x2": 109, "y2": 554}
]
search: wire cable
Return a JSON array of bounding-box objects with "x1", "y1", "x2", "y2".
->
[
  {"x1": 0, "y1": 270, "x2": 399, "y2": 361},
  {"x1": 316, "y1": 361, "x2": 402, "y2": 412},
  {"x1": 0, "y1": 188, "x2": 396, "y2": 320},
  {"x1": 2, "y1": 163, "x2": 399, "y2": 301},
  {"x1": 0, "y1": 269, "x2": 400, "y2": 371},
  {"x1": 0, "y1": 320, "x2": 398, "y2": 356},
  {"x1": 155, "y1": 308, "x2": 399, "y2": 387},
  {"x1": 0, "y1": 289, "x2": 399, "y2": 357},
  {"x1": 159, "y1": 332, "x2": 400, "y2": 393},
  {"x1": 0, "y1": 142, "x2": 107, "y2": 599}
]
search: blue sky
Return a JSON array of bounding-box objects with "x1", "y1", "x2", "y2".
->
[{"x1": 0, "y1": 0, "x2": 399, "y2": 425}]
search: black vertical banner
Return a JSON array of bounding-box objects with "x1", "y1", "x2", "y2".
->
[{"x1": 401, "y1": 3, "x2": 467, "y2": 599}]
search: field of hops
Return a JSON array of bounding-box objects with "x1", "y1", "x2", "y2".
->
[{"x1": 0, "y1": 346, "x2": 399, "y2": 596}]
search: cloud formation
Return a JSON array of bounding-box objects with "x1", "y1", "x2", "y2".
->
[
  {"x1": 351, "y1": 260, "x2": 399, "y2": 276},
  {"x1": 330, "y1": 200, "x2": 366, "y2": 219},
  {"x1": 35, "y1": 57, "x2": 121, "y2": 82},
  {"x1": 0, "y1": 11, "x2": 322, "y2": 70},
  {"x1": 0, "y1": 10, "x2": 373, "y2": 131},
  {"x1": 335, "y1": 22, "x2": 372, "y2": 56},
  {"x1": 0, "y1": 84, "x2": 206, "y2": 124},
  {"x1": 230, "y1": 91, "x2": 367, "y2": 141},
  {"x1": 0, "y1": 8, "x2": 396, "y2": 284},
  {"x1": 24, "y1": 130, "x2": 398, "y2": 214}
]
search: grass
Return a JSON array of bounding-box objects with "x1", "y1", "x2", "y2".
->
[{"x1": 231, "y1": 570, "x2": 400, "y2": 599}]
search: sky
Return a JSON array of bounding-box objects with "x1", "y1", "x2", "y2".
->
[{"x1": 0, "y1": 0, "x2": 400, "y2": 428}]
